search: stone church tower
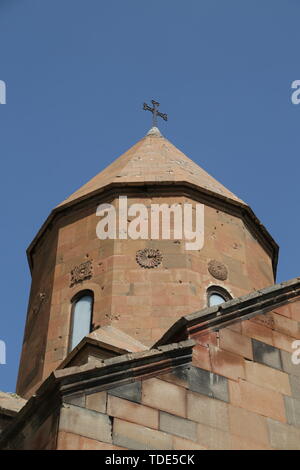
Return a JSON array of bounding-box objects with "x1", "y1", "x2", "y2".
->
[{"x1": 0, "y1": 122, "x2": 300, "y2": 450}]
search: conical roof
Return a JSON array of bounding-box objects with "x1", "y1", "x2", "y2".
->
[{"x1": 58, "y1": 127, "x2": 245, "y2": 208}]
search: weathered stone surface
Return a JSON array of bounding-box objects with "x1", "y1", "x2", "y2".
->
[
  {"x1": 242, "y1": 320, "x2": 273, "y2": 346},
  {"x1": 230, "y1": 434, "x2": 271, "y2": 450},
  {"x1": 187, "y1": 392, "x2": 229, "y2": 431},
  {"x1": 290, "y1": 375, "x2": 300, "y2": 399},
  {"x1": 86, "y1": 391, "x2": 107, "y2": 413},
  {"x1": 229, "y1": 379, "x2": 286, "y2": 422},
  {"x1": 63, "y1": 394, "x2": 85, "y2": 407},
  {"x1": 284, "y1": 396, "x2": 300, "y2": 428},
  {"x1": 244, "y1": 360, "x2": 291, "y2": 395},
  {"x1": 229, "y1": 406, "x2": 269, "y2": 447},
  {"x1": 0, "y1": 392, "x2": 26, "y2": 413},
  {"x1": 0, "y1": 414, "x2": 14, "y2": 435},
  {"x1": 210, "y1": 346, "x2": 245, "y2": 381},
  {"x1": 159, "y1": 412, "x2": 197, "y2": 441},
  {"x1": 108, "y1": 381, "x2": 141, "y2": 403},
  {"x1": 172, "y1": 436, "x2": 206, "y2": 450},
  {"x1": 272, "y1": 314, "x2": 300, "y2": 339},
  {"x1": 219, "y1": 328, "x2": 253, "y2": 360},
  {"x1": 267, "y1": 418, "x2": 300, "y2": 450},
  {"x1": 272, "y1": 330, "x2": 294, "y2": 353},
  {"x1": 142, "y1": 378, "x2": 186, "y2": 417},
  {"x1": 57, "y1": 431, "x2": 124, "y2": 450},
  {"x1": 107, "y1": 395, "x2": 158, "y2": 429},
  {"x1": 191, "y1": 344, "x2": 211, "y2": 371},
  {"x1": 197, "y1": 423, "x2": 230, "y2": 450},
  {"x1": 174, "y1": 366, "x2": 229, "y2": 402},
  {"x1": 290, "y1": 300, "x2": 300, "y2": 322},
  {"x1": 252, "y1": 339, "x2": 282, "y2": 370},
  {"x1": 59, "y1": 404, "x2": 112, "y2": 443},
  {"x1": 281, "y1": 350, "x2": 300, "y2": 377},
  {"x1": 113, "y1": 418, "x2": 172, "y2": 450}
]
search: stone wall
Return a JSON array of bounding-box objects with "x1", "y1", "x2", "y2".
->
[
  {"x1": 17, "y1": 192, "x2": 275, "y2": 398},
  {"x1": 0, "y1": 392, "x2": 26, "y2": 436},
  {"x1": 53, "y1": 299, "x2": 300, "y2": 450}
]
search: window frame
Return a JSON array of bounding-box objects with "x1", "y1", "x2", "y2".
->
[
  {"x1": 207, "y1": 285, "x2": 232, "y2": 307},
  {"x1": 69, "y1": 290, "x2": 94, "y2": 352}
]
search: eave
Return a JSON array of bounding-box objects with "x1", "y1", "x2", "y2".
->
[{"x1": 0, "y1": 340, "x2": 194, "y2": 448}]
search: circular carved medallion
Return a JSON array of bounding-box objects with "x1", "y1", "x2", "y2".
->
[
  {"x1": 136, "y1": 248, "x2": 162, "y2": 269},
  {"x1": 208, "y1": 259, "x2": 228, "y2": 281}
]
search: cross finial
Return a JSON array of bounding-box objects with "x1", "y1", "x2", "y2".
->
[{"x1": 143, "y1": 99, "x2": 168, "y2": 128}]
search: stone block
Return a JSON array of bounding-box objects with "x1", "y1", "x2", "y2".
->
[
  {"x1": 281, "y1": 350, "x2": 300, "y2": 377},
  {"x1": 187, "y1": 392, "x2": 229, "y2": 431},
  {"x1": 244, "y1": 360, "x2": 291, "y2": 395},
  {"x1": 284, "y1": 396, "x2": 300, "y2": 427},
  {"x1": 290, "y1": 375, "x2": 300, "y2": 399},
  {"x1": 230, "y1": 434, "x2": 271, "y2": 450},
  {"x1": 290, "y1": 300, "x2": 300, "y2": 322},
  {"x1": 272, "y1": 330, "x2": 294, "y2": 353},
  {"x1": 252, "y1": 339, "x2": 282, "y2": 370},
  {"x1": 63, "y1": 394, "x2": 85, "y2": 407},
  {"x1": 229, "y1": 379, "x2": 286, "y2": 422},
  {"x1": 142, "y1": 377, "x2": 186, "y2": 417},
  {"x1": 59, "y1": 404, "x2": 112, "y2": 443},
  {"x1": 57, "y1": 431, "x2": 124, "y2": 450},
  {"x1": 108, "y1": 381, "x2": 141, "y2": 403},
  {"x1": 272, "y1": 314, "x2": 300, "y2": 339},
  {"x1": 197, "y1": 423, "x2": 230, "y2": 450},
  {"x1": 113, "y1": 418, "x2": 172, "y2": 450},
  {"x1": 242, "y1": 320, "x2": 273, "y2": 346},
  {"x1": 192, "y1": 344, "x2": 211, "y2": 371},
  {"x1": 159, "y1": 412, "x2": 197, "y2": 441},
  {"x1": 267, "y1": 418, "x2": 300, "y2": 450},
  {"x1": 107, "y1": 395, "x2": 158, "y2": 429},
  {"x1": 86, "y1": 391, "x2": 107, "y2": 413},
  {"x1": 229, "y1": 405, "x2": 269, "y2": 447},
  {"x1": 172, "y1": 436, "x2": 206, "y2": 450},
  {"x1": 175, "y1": 366, "x2": 229, "y2": 402},
  {"x1": 210, "y1": 345, "x2": 245, "y2": 381},
  {"x1": 219, "y1": 328, "x2": 253, "y2": 360}
]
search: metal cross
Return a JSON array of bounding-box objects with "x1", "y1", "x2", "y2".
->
[{"x1": 143, "y1": 100, "x2": 168, "y2": 127}]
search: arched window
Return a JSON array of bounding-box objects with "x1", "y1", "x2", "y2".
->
[
  {"x1": 207, "y1": 286, "x2": 231, "y2": 308},
  {"x1": 69, "y1": 291, "x2": 93, "y2": 351}
]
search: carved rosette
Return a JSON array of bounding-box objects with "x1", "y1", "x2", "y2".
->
[
  {"x1": 208, "y1": 259, "x2": 228, "y2": 281},
  {"x1": 70, "y1": 260, "x2": 93, "y2": 286},
  {"x1": 136, "y1": 248, "x2": 162, "y2": 269}
]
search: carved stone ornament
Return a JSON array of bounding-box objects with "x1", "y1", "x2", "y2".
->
[
  {"x1": 208, "y1": 259, "x2": 228, "y2": 281},
  {"x1": 136, "y1": 248, "x2": 162, "y2": 269},
  {"x1": 70, "y1": 260, "x2": 93, "y2": 286},
  {"x1": 252, "y1": 314, "x2": 275, "y2": 329}
]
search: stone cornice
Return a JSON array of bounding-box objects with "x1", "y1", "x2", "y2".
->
[
  {"x1": 0, "y1": 340, "x2": 194, "y2": 448},
  {"x1": 154, "y1": 277, "x2": 300, "y2": 347}
]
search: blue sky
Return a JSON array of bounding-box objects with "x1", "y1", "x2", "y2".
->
[{"x1": 1, "y1": 0, "x2": 300, "y2": 391}]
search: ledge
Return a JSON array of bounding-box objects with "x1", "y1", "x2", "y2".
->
[
  {"x1": 154, "y1": 277, "x2": 300, "y2": 347},
  {"x1": 0, "y1": 339, "x2": 195, "y2": 448}
]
